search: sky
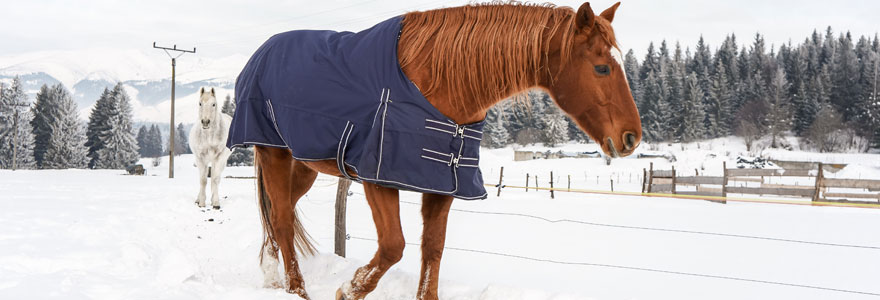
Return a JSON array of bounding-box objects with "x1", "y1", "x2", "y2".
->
[{"x1": 1, "y1": 0, "x2": 879, "y2": 60}]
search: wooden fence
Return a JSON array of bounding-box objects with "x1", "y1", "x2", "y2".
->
[{"x1": 646, "y1": 162, "x2": 880, "y2": 205}]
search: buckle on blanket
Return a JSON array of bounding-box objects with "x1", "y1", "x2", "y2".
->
[{"x1": 449, "y1": 155, "x2": 460, "y2": 168}]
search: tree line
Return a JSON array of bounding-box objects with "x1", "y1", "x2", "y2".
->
[
  {"x1": 483, "y1": 27, "x2": 880, "y2": 153},
  {"x1": 0, "y1": 77, "x2": 196, "y2": 170}
]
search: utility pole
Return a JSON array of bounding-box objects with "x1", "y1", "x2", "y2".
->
[{"x1": 153, "y1": 42, "x2": 195, "y2": 178}]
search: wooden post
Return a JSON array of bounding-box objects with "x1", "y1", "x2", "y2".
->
[
  {"x1": 610, "y1": 179, "x2": 614, "y2": 192},
  {"x1": 671, "y1": 166, "x2": 677, "y2": 194},
  {"x1": 641, "y1": 168, "x2": 647, "y2": 193},
  {"x1": 647, "y1": 162, "x2": 654, "y2": 193},
  {"x1": 535, "y1": 175, "x2": 539, "y2": 190},
  {"x1": 549, "y1": 171, "x2": 555, "y2": 199},
  {"x1": 496, "y1": 166, "x2": 504, "y2": 197},
  {"x1": 813, "y1": 162, "x2": 824, "y2": 202},
  {"x1": 334, "y1": 178, "x2": 352, "y2": 257},
  {"x1": 722, "y1": 162, "x2": 728, "y2": 198},
  {"x1": 568, "y1": 175, "x2": 571, "y2": 191},
  {"x1": 525, "y1": 173, "x2": 530, "y2": 192}
]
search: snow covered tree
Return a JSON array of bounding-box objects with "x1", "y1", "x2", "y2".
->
[
  {"x1": 148, "y1": 124, "x2": 164, "y2": 157},
  {"x1": 706, "y1": 60, "x2": 732, "y2": 137},
  {"x1": 42, "y1": 91, "x2": 88, "y2": 169},
  {"x1": 87, "y1": 83, "x2": 139, "y2": 168},
  {"x1": 766, "y1": 66, "x2": 792, "y2": 148},
  {"x1": 168, "y1": 123, "x2": 191, "y2": 156},
  {"x1": 96, "y1": 115, "x2": 140, "y2": 169},
  {"x1": 482, "y1": 105, "x2": 510, "y2": 148},
  {"x1": 543, "y1": 107, "x2": 569, "y2": 147},
  {"x1": 86, "y1": 88, "x2": 114, "y2": 168},
  {"x1": 30, "y1": 84, "x2": 58, "y2": 167},
  {"x1": 679, "y1": 72, "x2": 705, "y2": 142},
  {"x1": 221, "y1": 94, "x2": 235, "y2": 117},
  {"x1": 0, "y1": 77, "x2": 36, "y2": 169}
]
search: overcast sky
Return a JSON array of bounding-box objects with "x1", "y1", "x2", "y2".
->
[{"x1": 2, "y1": 0, "x2": 879, "y2": 60}]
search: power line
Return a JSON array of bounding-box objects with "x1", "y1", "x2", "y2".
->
[
  {"x1": 347, "y1": 236, "x2": 880, "y2": 297},
  {"x1": 152, "y1": 42, "x2": 195, "y2": 179}
]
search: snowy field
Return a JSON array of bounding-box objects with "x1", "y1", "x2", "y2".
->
[{"x1": 2, "y1": 140, "x2": 880, "y2": 300}]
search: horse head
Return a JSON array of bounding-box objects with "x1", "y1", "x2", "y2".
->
[
  {"x1": 198, "y1": 87, "x2": 219, "y2": 129},
  {"x1": 545, "y1": 2, "x2": 641, "y2": 158}
]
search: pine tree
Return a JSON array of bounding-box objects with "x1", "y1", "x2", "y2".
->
[
  {"x1": 148, "y1": 124, "x2": 164, "y2": 157},
  {"x1": 767, "y1": 66, "x2": 792, "y2": 148},
  {"x1": 0, "y1": 77, "x2": 36, "y2": 169},
  {"x1": 707, "y1": 59, "x2": 732, "y2": 137},
  {"x1": 483, "y1": 105, "x2": 510, "y2": 148},
  {"x1": 86, "y1": 88, "x2": 115, "y2": 168},
  {"x1": 172, "y1": 123, "x2": 191, "y2": 155},
  {"x1": 679, "y1": 72, "x2": 705, "y2": 141},
  {"x1": 221, "y1": 94, "x2": 235, "y2": 117},
  {"x1": 96, "y1": 115, "x2": 140, "y2": 169},
  {"x1": 831, "y1": 32, "x2": 860, "y2": 121},
  {"x1": 30, "y1": 84, "x2": 57, "y2": 167},
  {"x1": 42, "y1": 91, "x2": 88, "y2": 169},
  {"x1": 543, "y1": 107, "x2": 569, "y2": 147},
  {"x1": 136, "y1": 125, "x2": 150, "y2": 157}
]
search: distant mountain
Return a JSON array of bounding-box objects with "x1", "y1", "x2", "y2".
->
[{"x1": 0, "y1": 48, "x2": 246, "y2": 123}]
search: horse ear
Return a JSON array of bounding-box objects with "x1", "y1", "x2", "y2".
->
[
  {"x1": 600, "y1": 2, "x2": 621, "y2": 23},
  {"x1": 575, "y1": 2, "x2": 596, "y2": 30},
  {"x1": 200, "y1": 87, "x2": 205, "y2": 95},
  {"x1": 211, "y1": 88, "x2": 215, "y2": 96}
]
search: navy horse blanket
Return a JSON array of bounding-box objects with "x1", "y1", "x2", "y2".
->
[{"x1": 228, "y1": 16, "x2": 487, "y2": 200}]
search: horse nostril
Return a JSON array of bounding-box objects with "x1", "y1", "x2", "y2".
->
[
  {"x1": 202, "y1": 120, "x2": 210, "y2": 126},
  {"x1": 623, "y1": 132, "x2": 636, "y2": 150}
]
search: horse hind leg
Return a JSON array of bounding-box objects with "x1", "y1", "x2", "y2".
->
[
  {"x1": 255, "y1": 146, "x2": 318, "y2": 298},
  {"x1": 337, "y1": 182, "x2": 404, "y2": 300}
]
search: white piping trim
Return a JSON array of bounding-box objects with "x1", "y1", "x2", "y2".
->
[
  {"x1": 265, "y1": 99, "x2": 291, "y2": 148},
  {"x1": 459, "y1": 157, "x2": 478, "y2": 161},
  {"x1": 229, "y1": 141, "x2": 287, "y2": 149},
  {"x1": 463, "y1": 135, "x2": 482, "y2": 141},
  {"x1": 425, "y1": 119, "x2": 455, "y2": 127},
  {"x1": 376, "y1": 89, "x2": 390, "y2": 179},
  {"x1": 425, "y1": 126, "x2": 455, "y2": 135},
  {"x1": 464, "y1": 127, "x2": 482, "y2": 134},
  {"x1": 458, "y1": 164, "x2": 480, "y2": 168},
  {"x1": 371, "y1": 88, "x2": 386, "y2": 128},
  {"x1": 420, "y1": 155, "x2": 451, "y2": 164},
  {"x1": 422, "y1": 149, "x2": 452, "y2": 157}
]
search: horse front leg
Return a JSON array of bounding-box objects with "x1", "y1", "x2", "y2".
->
[
  {"x1": 417, "y1": 193, "x2": 454, "y2": 300},
  {"x1": 209, "y1": 153, "x2": 228, "y2": 209},
  {"x1": 195, "y1": 158, "x2": 208, "y2": 207},
  {"x1": 337, "y1": 182, "x2": 404, "y2": 300}
]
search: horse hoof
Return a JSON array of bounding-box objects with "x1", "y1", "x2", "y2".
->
[
  {"x1": 335, "y1": 288, "x2": 346, "y2": 300},
  {"x1": 212, "y1": 206, "x2": 221, "y2": 210}
]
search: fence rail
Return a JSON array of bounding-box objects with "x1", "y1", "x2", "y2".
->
[{"x1": 645, "y1": 162, "x2": 880, "y2": 205}]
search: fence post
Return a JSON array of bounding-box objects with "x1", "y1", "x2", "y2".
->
[
  {"x1": 550, "y1": 171, "x2": 555, "y2": 199},
  {"x1": 335, "y1": 178, "x2": 352, "y2": 258},
  {"x1": 647, "y1": 162, "x2": 654, "y2": 193},
  {"x1": 526, "y1": 173, "x2": 530, "y2": 192},
  {"x1": 496, "y1": 166, "x2": 504, "y2": 197},
  {"x1": 641, "y1": 168, "x2": 647, "y2": 193},
  {"x1": 722, "y1": 161, "x2": 728, "y2": 198},
  {"x1": 568, "y1": 175, "x2": 571, "y2": 192},
  {"x1": 813, "y1": 162, "x2": 824, "y2": 202},
  {"x1": 535, "y1": 175, "x2": 539, "y2": 190},
  {"x1": 671, "y1": 166, "x2": 677, "y2": 194},
  {"x1": 610, "y1": 179, "x2": 614, "y2": 192}
]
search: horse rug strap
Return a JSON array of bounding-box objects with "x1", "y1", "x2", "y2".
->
[{"x1": 228, "y1": 16, "x2": 487, "y2": 200}]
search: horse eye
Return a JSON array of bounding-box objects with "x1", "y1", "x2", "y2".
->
[
  {"x1": 212, "y1": 103, "x2": 216, "y2": 107},
  {"x1": 199, "y1": 103, "x2": 202, "y2": 106},
  {"x1": 595, "y1": 65, "x2": 610, "y2": 76}
]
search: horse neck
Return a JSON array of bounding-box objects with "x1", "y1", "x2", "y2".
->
[{"x1": 399, "y1": 5, "x2": 574, "y2": 124}]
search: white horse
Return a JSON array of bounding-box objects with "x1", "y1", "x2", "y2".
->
[{"x1": 189, "y1": 87, "x2": 232, "y2": 209}]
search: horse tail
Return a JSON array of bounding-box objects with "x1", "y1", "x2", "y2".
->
[{"x1": 255, "y1": 149, "x2": 316, "y2": 260}]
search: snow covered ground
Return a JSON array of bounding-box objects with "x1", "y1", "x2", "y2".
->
[{"x1": 3, "y1": 140, "x2": 880, "y2": 299}]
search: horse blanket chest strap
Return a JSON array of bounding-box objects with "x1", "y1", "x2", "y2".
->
[{"x1": 228, "y1": 16, "x2": 488, "y2": 200}]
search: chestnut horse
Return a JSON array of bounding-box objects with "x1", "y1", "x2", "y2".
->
[{"x1": 250, "y1": 2, "x2": 641, "y2": 299}]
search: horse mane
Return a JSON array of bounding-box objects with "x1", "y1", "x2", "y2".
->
[{"x1": 400, "y1": 2, "x2": 615, "y2": 112}]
